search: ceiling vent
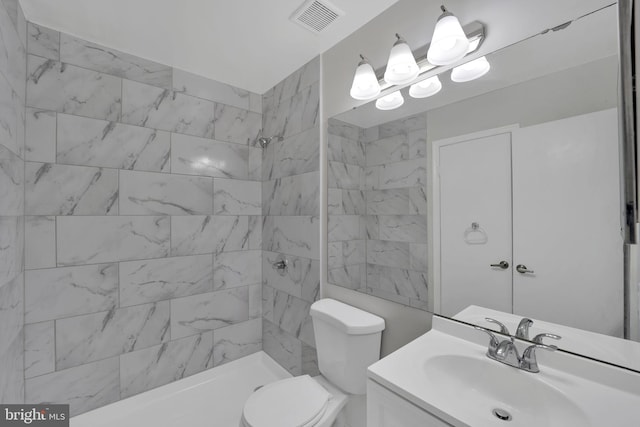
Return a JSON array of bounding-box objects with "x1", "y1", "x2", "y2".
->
[{"x1": 290, "y1": 0, "x2": 344, "y2": 33}]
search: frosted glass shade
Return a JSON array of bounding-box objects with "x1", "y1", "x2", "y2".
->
[
  {"x1": 451, "y1": 56, "x2": 491, "y2": 82},
  {"x1": 375, "y1": 91, "x2": 404, "y2": 110},
  {"x1": 427, "y1": 13, "x2": 470, "y2": 65},
  {"x1": 350, "y1": 60, "x2": 381, "y2": 100},
  {"x1": 409, "y1": 75, "x2": 442, "y2": 98},
  {"x1": 383, "y1": 39, "x2": 419, "y2": 85}
]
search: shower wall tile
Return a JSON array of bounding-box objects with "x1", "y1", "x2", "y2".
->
[
  {"x1": 262, "y1": 171, "x2": 319, "y2": 216},
  {"x1": 120, "y1": 332, "x2": 214, "y2": 399},
  {"x1": 378, "y1": 113, "x2": 426, "y2": 138},
  {"x1": 0, "y1": 216, "x2": 23, "y2": 288},
  {"x1": 248, "y1": 284, "x2": 262, "y2": 319},
  {"x1": 328, "y1": 135, "x2": 365, "y2": 167},
  {"x1": 60, "y1": 34, "x2": 172, "y2": 89},
  {"x1": 57, "y1": 114, "x2": 170, "y2": 172},
  {"x1": 0, "y1": 2, "x2": 25, "y2": 98},
  {"x1": 25, "y1": 108, "x2": 56, "y2": 162},
  {"x1": 361, "y1": 125, "x2": 379, "y2": 143},
  {"x1": 262, "y1": 127, "x2": 319, "y2": 180},
  {"x1": 0, "y1": 72, "x2": 21, "y2": 157},
  {"x1": 328, "y1": 215, "x2": 360, "y2": 242},
  {"x1": 212, "y1": 318, "x2": 261, "y2": 366},
  {"x1": 247, "y1": 215, "x2": 262, "y2": 250},
  {"x1": 343, "y1": 240, "x2": 366, "y2": 266},
  {"x1": 302, "y1": 343, "x2": 319, "y2": 376},
  {"x1": 214, "y1": 103, "x2": 261, "y2": 145},
  {"x1": 121, "y1": 80, "x2": 214, "y2": 138},
  {"x1": 56, "y1": 301, "x2": 170, "y2": 369},
  {"x1": 170, "y1": 215, "x2": 248, "y2": 256},
  {"x1": 328, "y1": 119, "x2": 359, "y2": 141},
  {"x1": 262, "y1": 319, "x2": 301, "y2": 376},
  {"x1": 328, "y1": 161, "x2": 361, "y2": 190},
  {"x1": 409, "y1": 187, "x2": 427, "y2": 214},
  {"x1": 25, "y1": 263, "x2": 118, "y2": 324},
  {"x1": 25, "y1": 321, "x2": 55, "y2": 378},
  {"x1": 328, "y1": 265, "x2": 363, "y2": 290},
  {"x1": 0, "y1": 274, "x2": 24, "y2": 403},
  {"x1": 119, "y1": 254, "x2": 213, "y2": 306},
  {"x1": 2, "y1": 0, "x2": 24, "y2": 46},
  {"x1": 173, "y1": 68, "x2": 250, "y2": 110},
  {"x1": 366, "y1": 263, "x2": 428, "y2": 302},
  {"x1": 27, "y1": 23, "x2": 59, "y2": 60},
  {"x1": 249, "y1": 147, "x2": 261, "y2": 181},
  {"x1": 367, "y1": 240, "x2": 410, "y2": 269},
  {"x1": 57, "y1": 216, "x2": 170, "y2": 265},
  {"x1": 367, "y1": 189, "x2": 410, "y2": 215},
  {"x1": 25, "y1": 162, "x2": 118, "y2": 215},
  {"x1": 410, "y1": 243, "x2": 428, "y2": 272},
  {"x1": 119, "y1": 170, "x2": 213, "y2": 215},
  {"x1": 378, "y1": 215, "x2": 427, "y2": 243},
  {"x1": 0, "y1": 144, "x2": 23, "y2": 215},
  {"x1": 213, "y1": 250, "x2": 261, "y2": 290},
  {"x1": 171, "y1": 133, "x2": 249, "y2": 179},
  {"x1": 266, "y1": 56, "x2": 319, "y2": 106},
  {"x1": 25, "y1": 357, "x2": 119, "y2": 416},
  {"x1": 262, "y1": 216, "x2": 319, "y2": 259},
  {"x1": 213, "y1": 178, "x2": 261, "y2": 215},
  {"x1": 409, "y1": 129, "x2": 427, "y2": 158},
  {"x1": 170, "y1": 287, "x2": 249, "y2": 339},
  {"x1": 262, "y1": 251, "x2": 319, "y2": 303},
  {"x1": 249, "y1": 93, "x2": 261, "y2": 114},
  {"x1": 27, "y1": 55, "x2": 122, "y2": 121},
  {"x1": 342, "y1": 190, "x2": 365, "y2": 215},
  {"x1": 266, "y1": 287, "x2": 311, "y2": 340},
  {"x1": 328, "y1": 189, "x2": 342, "y2": 215},
  {"x1": 378, "y1": 158, "x2": 426, "y2": 190},
  {"x1": 366, "y1": 134, "x2": 408, "y2": 166},
  {"x1": 25, "y1": 216, "x2": 55, "y2": 269}
]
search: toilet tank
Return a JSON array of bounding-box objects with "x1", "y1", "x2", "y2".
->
[{"x1": 310, "y1": 299, "x2": 385, "y2": 395}]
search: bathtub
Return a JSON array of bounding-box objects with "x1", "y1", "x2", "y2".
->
[{"x1": 71, "y1": 351, "x2": 291, "y2": 427}]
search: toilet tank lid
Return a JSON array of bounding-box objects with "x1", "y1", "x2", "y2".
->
[{"x1": 310, "y1": 299, "x2": 385, "y2": 335}]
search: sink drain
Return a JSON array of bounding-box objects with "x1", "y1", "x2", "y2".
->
[{"x1": 492, "y1": 408, "x2": 512, "y2": 421}]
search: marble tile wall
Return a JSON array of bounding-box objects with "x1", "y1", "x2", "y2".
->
[
  {"x1": 327, "y1": 114, "x2": 429, "y2": 310},
  {"x1": 22, "y1": 23, "x2": 263, "y2": 415},
  {"x1": 0, "y1": 0, "x2": 26, "y2": 405},
  {"x1": 261, "y1": 57, "x2": 321, "y2": 376}
]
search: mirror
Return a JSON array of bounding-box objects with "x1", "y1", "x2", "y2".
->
[{"x1": 326, "y1": 4, "x2": 640, "y2": 371}]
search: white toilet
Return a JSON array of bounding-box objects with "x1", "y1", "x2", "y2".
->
[{"x1": 240, "y1": 298, "x2": 385, "y2": 427}]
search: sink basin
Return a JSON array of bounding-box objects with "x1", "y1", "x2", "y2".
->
[{"x1": 423, "y1": 355, "x2": 590, "y2": 426}]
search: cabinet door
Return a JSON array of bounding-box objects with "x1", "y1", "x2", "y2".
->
[
  {"x1": 512, "y1": 109, "x2": 623, "y2": 336},
  {"x1": 439, "y1": 132, "x2": 513, "y2": 316}
]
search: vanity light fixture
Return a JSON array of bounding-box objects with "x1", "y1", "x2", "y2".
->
[
  {"x1": 375, "y1": 90, "x2": 404, "y2": 110},
  {"x1": 383, "y1": 34, "x2": 419, "y2": 85},
  {"x1": 409, "y1": 75, "x2": 442, "y2": 98},
  {"x1": 451, "y1": 56, "x2": 491, "y2": 82},
  {"x1": 350, "y1": 55, "x2": 381, "y2": 100},
  {"x1": 427, "y1": 5, "x2": 470, "y2": 66}
]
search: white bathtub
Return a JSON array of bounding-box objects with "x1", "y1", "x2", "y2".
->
[{"x1": 71, "y1": 352, "x2": 291, "y2": 427}]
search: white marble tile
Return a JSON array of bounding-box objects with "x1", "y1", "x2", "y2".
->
[
  {"x1": 367, "y1": 189, "x2": 410, "y2": 215},
  {"x1": 367, "y1": 240, "x2": 410, "y2": 269},
  {"x1": 378, "y1": 158, "x2": 426, "y2": 190},
  {"x1": 364, "y1": 166, "x2": 379, "y2": 190},
  {"x1": 409, "y1": 129, "x2": 427, "y2": 158},
  {"x1": 171, "y1": 133, "x2": 249, "y2": 179},
  {"x1": 25, "y1": 263, "x2": 118, "y2": 323},
  {"x1": 328, "y1": 265, "x2": 362, "y2": 290},
  {"x1": 60, "y1": 34, "x2": 172, "y2": 88},
  {"x1": 0, "y1": 144, "x2": 23, "y2": 216},
  {"x1": 263, "y1": 216, "x2": 319, "y2": 259},
  {"x1": 410, "y1": 243, "x2": 428, "y2": 272},
  {"x1": 25, "y1": 108, "x2": 56, "y2": 162},
  {"x1": 262, "y1": 127, "x2": 319, "y2": 180},
  {"x1": 262, "y1": 285, "x2": 274, "y2": 323},
  {"x1": 27, "y1": 23, "x2": 59, "y2": 60},
  {"x1": 57, "y1": 113, "x2": 170, "y2": 172},
  {"x1": 213, "y1": 250, "x2": 261, "y2": 290},
  {"x1": 119, "y1": 170, "x2": 213, "y2": 215},
  {"x1": 0, "y1": 216, "x2": 23, "y2": 288},
  {"x1": 268, "y1": 288, "x2": 311, "y2": 340},
  {"x1": 0, "y1": 0, "x2": 25, "y2": 98},
  {"x1": 214, "y1": 104, "x2": 261, "y2": 145},
  {"x1": 328, "y1": 215, "x2": 360, "y2": 242},
  {"x1": 248, "y1": 147, "x2": 261, "y2": 181},
  {"x1": 262, "y1": 251, "x2": 319, "y2": 303},
  {"x1": 343, "y1": 240, "x2": 366, "y2": 266},
  {"x1": 364, "y1": 215, "x2": 379, "y2": 240},
  {"x1": 212, "y1": 318, "x2": 261, "y2": 366},
  {"x1": 302, "y1": 343, "x2": 319, "y2": 376},
  {"x1": 25, "y1": 162, "x2": 118, "y2": 215},
  {"x1": 342, "y1": 190, "x2": 365, "y2": 215},
  {"x1": 409, "y1": 186, "x2": 427, "y2": 214},
  {"x1": 328, "y1": 241, "x2": 343, "y2": 269},
  {"x1": 248, "y1": 215, "x2": 262, "y2": 250},
  {"x1": 268, "y1": 56, "x2": 319, "y2": 105},
  {"x1": 361, "y1": 125, "x2": 379, "y2": 143},
  {"x1": 262, "y1": 319, "x2": 301, "y2": 376},
  {"x1": 119, "y1": 254, "x2": 213, "y2": 306},
  {"x1": 328, "y1": 189, "x2": 342, "y2": 215},
  {"x1": 120, "y1": 332, "x2": 214, "y2": 399},
  {"x1": 262, "y1": 172, "x2": 319, "y2": 216},
  {"x1": 249, "y1": 93, "x2": 261, "y2": 114},
  {"x1": 0, "y1": 273, "x2": 24, "y2": 403},
  {"x1": 328, "y1": 118, "x2": 360, "y2": 141},
  {"x1": 0, "y1": 72, "x2": 20, "y2": 157},
  {"x1": 378, "y1": 113, "x2": 426, "y2": 138},
  {"x1": 27, "y1": 55, "x2": 122, "y2": 121},
  {"x1": 24, "y1": 321, "x2": 54, "y2": 379},
  {"x1": 248, "y1": 283, "x2": 261, "y2": 319},
  {"x1": 378, "y1": 215, "x2": 428, "y2": 243},
  {"x1": 269, "y1": 82, "x2": 319, "y2": 140},
  {"x1": 171, "y1": 215, "x2": 248, "y2": 256},
  {"x1": 57, "y1": 216, "x2": 170, "y2": 265},
  {"x1": 367, "y1": 264, "x2": 428, "y2": 302},
  {"x1": 213, "y1": 178, "x2": 261, "y2": 215},
  {"x1": 328, "y1": 134, "x2": 365, "y2": 167},
  {"x1": 171, "y1": 287, "x2": 249, "y2": 339},
  {"x1": 328, "y1": 162, "x2": 362, "y2": 190},
  {"x1": 121, "y1": 80, "x2": 214, "y2": 138},
  {"x1": 366, "y1": 134, "x2": 408, "y2": 166},
  {"x1": 25, "y1": 357, "x2": 119, "y2": 416},
  {"x1": 173, "y1": 68, "x2": 250, "y2": 109},
  {"x1": 25, "y1": 216, "x2": 55, "y2": 270},
  {"x1": 56, "y1": 301, "x2": 170, "y2": 369}
]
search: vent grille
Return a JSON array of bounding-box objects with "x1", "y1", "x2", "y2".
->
[{"x1": 291, "y1": 0, "x2": 343, "y2": 33}]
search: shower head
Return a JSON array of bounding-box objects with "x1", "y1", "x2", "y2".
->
[{"x1": 257, "y1": 136, "x2": 273, "y2": 148}]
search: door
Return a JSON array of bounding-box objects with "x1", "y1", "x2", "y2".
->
[
  {"x1": 439, "y1": 132, "x2": 513, "y2": 316},
  {"x1": 512, "y1": 109, "x2": 623, "y2": 336}
]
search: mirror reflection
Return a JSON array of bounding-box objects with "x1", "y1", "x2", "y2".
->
[{"x1": 327, "y1": 4, "x2": 640, "y2": 370}]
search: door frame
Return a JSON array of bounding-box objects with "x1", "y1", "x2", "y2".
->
[{"x1": 431, "y1": 125, "x2": 519, "y2": 314}]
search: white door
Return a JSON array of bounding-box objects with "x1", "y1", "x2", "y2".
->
[
  {"x1": 439, "y1": 132, "x2": 513, "y2": 316},
  {"x1": 512, "y1": 109, "x2": 623, "y2": 336}
]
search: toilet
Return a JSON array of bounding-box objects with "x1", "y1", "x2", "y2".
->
[{"x1": 240, "y1": 298, "x2": 385, "y2": 427}]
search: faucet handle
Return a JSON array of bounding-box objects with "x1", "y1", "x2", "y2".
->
[
  {"x1": 484, "y1": 317, "x2": 510, "y2": 335},
  {"x1": 521, "y1": 343, "x2": 558, "y2": 373},
  {"x1": 532, "y1": 333, "x2": 561, "y2": 345},
  {"x1": 474, "y1": 326, "x2": 500, "y2": 356},
  {"x1": 515, "y1": 318, "x2": 534, "y2": 340}
]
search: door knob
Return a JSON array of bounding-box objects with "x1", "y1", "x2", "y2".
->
[
  {"x1": 516, "y1": 264, "x2": 534, "y2": 274},
  {"x1": 490, "y1": 261, "x2": 509, "y2": 269}
]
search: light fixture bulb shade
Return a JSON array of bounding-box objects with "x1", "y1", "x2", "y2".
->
[
  {"x1": 409, "y1": 75, "x2": 442, "y2": 98},
  {"x1": 375, "y1": 91, "x2": 405, "y2": 110},
  {"x1": 427, "y1": 13, "x2": 470, "y2": 65},
  {"x1": 350, "y1": 60, "x2": 381, "y2": 100},
  {"x1": 383, "y1": 39, "x2": 419, "y2": 85},
  {"x1": 451, "y1": 56, "x2": 490, "y2": 82}
]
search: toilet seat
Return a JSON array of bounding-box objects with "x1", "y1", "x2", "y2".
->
[{"x1": 241, "y1": 375, "x2": 331, "y2": 427}]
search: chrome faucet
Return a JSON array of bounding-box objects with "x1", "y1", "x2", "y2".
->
[
  {"x1": 520, "y1": 343, "x2": 558, "y2": 373},
  {"x1": 515, "y1": 318, "x2": 533, "y2": 340}
]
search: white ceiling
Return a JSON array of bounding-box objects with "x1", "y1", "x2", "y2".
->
[{"x1": 19, "y1": 0, "x2": 398, "y2": 94}]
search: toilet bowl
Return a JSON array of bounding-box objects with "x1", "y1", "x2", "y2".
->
[{"x1": 240, "y1": 299, "x2": 385, "y2": 427}]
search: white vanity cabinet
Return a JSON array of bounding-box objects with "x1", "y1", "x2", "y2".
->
[{"x1": 367, "y1": 380, "x2": 452, "y2": 427}]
